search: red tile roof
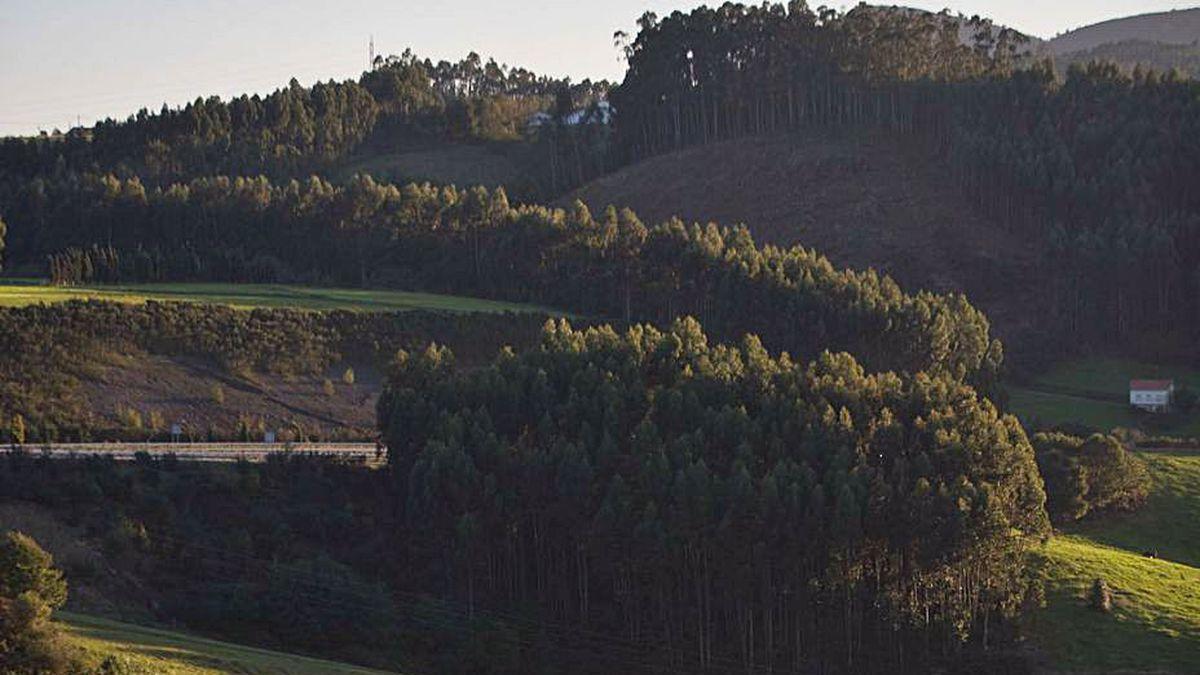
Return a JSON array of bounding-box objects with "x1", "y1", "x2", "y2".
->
[{"x1": 1130, "y1": 379, "x2": 1174, "y2": 391}]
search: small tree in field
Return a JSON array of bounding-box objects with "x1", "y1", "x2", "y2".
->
[
  {"x1": 1089, "y1": 578, "x2": 1112, "y2": 613},
  {"x1": 342, "y1": 367, "x2": 356, "y2": 386}
]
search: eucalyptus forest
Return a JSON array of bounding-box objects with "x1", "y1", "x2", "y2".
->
[{"x1": 1, "y1": 2, "x2": 1196, "y2": 674}]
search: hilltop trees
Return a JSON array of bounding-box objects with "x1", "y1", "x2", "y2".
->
[
  {"x1": 611, "y1": 2, "x2": 1027, "y2": 161},
  {"x1": 377, "y1": 318, "x2": 1050, "y2": 672},
  {"x1": 0, "y1": 49, "x2": 609, "y2": 189}
]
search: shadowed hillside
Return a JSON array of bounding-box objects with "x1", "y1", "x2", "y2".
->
[{"x1": 567, "y1": 131, "x2": 1039, "y2": 339}]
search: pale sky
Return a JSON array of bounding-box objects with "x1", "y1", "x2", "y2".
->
[{"x1": 1, "y1": 0, "x2": 1196, "y2": 135}]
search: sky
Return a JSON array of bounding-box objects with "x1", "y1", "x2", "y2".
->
[{"x1": 2, "y1": 0, "x2": 1197, "y2": 136}]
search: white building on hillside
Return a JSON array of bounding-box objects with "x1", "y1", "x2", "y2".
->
[{"x1": 1129, "y1": 380, "x2": 1174, "y2": 413}]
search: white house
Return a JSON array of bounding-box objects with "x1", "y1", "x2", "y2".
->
[
  {"x1": 1129, "y1": 380, "x2": 1174, "y2": 413},
  {"x1": 526, "y1": 101, "x2": 614, "y2": 133}
]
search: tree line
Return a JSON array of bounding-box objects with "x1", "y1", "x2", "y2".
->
[
  {"x1": 2, "y1": 173, "x2": 1000, "y2": 384},
  {"x1": 377, "y1": 317, "x2": 1050, "y2": 672},
  {"x1": 0, "y1": 50, "x2": 610, "y2": 189}
]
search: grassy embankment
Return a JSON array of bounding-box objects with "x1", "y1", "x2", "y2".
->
[
  {"x1": 62, "y1": 612, "x2": 397, "y2": 675},
  {"x1": 1030, "y1": 450, "x2": 1200, "y2": 673},
  {"x1": 0, "y1": 279, "x2": 555, "y2": 314}
]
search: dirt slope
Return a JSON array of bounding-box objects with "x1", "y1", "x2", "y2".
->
[{"x1": 566, "y1": 132, "x2": 1038, "y2": 338}]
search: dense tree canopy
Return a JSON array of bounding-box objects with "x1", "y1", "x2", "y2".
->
[
  {"x1": 611, "y1": 2, "x2": 1028, "y2": 161},
  {"x1": 378, "y1": 317, "x2": 1049, "y2": 672},
  {"x1": 946, "y1": 63, "x2": 1200, "y2": 355},
  {"x1": 1, "y1": 174, "x2": 999, "y2": 383}
]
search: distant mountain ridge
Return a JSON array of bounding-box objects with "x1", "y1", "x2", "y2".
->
[{"x1": 1047, "y1": 7, "x2": 1200, "y2": 55}]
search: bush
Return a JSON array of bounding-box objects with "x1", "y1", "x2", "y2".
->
[
  {"x1": 8, "y1": 413, "x2": 25, "y2": 445},
  {"x1": 1089, "y1": 578, "x2": 1113, "y2": 613},
  {"x1": 116, "y1": 407, "x2": 143, "y2": 432},
  {"x1": 210, "y1": 383, "x2": 226, "y2": 405},
  {"x1": 147, "y1": 410, "x2": 165, "y2": 434},
  {"x1": 1032, "y1": 432, "x2": 1151, "y2": 523},
  {"x1": 342, "y1": 367, "x2": 355, "y2": 386}
]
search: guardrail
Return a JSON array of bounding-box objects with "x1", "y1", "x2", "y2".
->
[{"x1": 5, "y1": 442, "x2": 385, "y2": 465}]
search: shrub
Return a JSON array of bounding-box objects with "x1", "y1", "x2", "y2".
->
[
  {"x1": 8, "y1": 413, "x2": 26, "y2": 445},
  {"x1": 1089, "y1": 578, "x2": 1112, "y2": 613},
  {"x1": 322, "y1": 379, "x2": 335, "y2": 397},
  {"x1": 342, "y1": 367, "x2": 355, "y2": 386},
  {"x1": 147, "y1": 410, "x2": 165, "y2": 434},
  {"x1": 210, "y1": 383, "x2": 226, "y2": 405},
  {"x1": 116, "y1": 407, "x2": 143, "y2": 432}
]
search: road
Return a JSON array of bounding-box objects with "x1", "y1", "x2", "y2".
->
[{"x1": 7, "y1": 442, "x2": 385, "y2": 466}]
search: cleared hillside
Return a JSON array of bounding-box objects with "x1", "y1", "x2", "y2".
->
[
  {"x1": 567, "y1": 132, "x2": 1038, "y2": 337},
  {"x1": 1047, "y1": 7, "x2": 1200, "y2": 55},
  {"x1": 78, "y1": 351, "x2": 380, "y2": 440}
]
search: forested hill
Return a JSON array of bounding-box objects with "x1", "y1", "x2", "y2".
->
[{"x1": 608, "y1": 3, "x2": 1200, "y2": 361}]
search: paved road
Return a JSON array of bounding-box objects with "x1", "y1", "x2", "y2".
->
[{"x1": 7, "y1": 442, "x2": 385, "y2": 466}]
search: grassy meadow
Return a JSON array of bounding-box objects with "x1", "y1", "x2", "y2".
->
[
  {"x1": 0, "y1": 278, "x2": 555, "y2": 314},
  {"x1": 1009, "y1": 357, "x2": 1200, "y2": 436},
  {"x1": 63, "y1": 612, "x2": 396, "y2": 675},
  {"x1": 1030, "y1": 450, "x2": 1200, "y2": 673}
]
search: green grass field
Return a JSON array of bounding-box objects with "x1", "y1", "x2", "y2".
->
[
  {"x1": 1030, "y1": 451, "x2": 1200, "y2": 673},
  {"x1": 1035, "y1": 357, "x2": 1200, "y2": 395},
  {"x1": 0, "y1": 279, "x2": 555, "y2": 314},
  {"x1": 1009, "y1": 357, "x2": 1200, "y2": 435},
  {"x1": 62, "y1": 612, "x2": 397, "y2": 674}
]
